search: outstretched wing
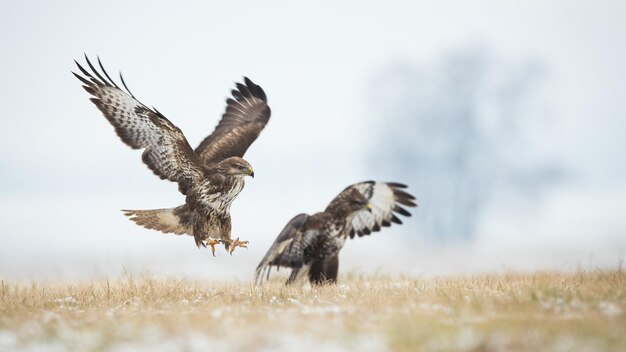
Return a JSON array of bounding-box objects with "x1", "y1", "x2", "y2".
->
[
  {"x1": 195, "y1": 77, "x2": 271, "y2": 165},
  {"x1": 339, "y1": 181, "x2": 417, "y2": 239},
  {"x1": 254, "y1": 213, "x2": 309, "y2": 284},
  {"x1": 73, "y1": 56, "x2": 204, "y2": 195}
]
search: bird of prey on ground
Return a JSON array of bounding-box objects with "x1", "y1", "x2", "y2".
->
[
  {"x1": 73, "y1": 56, "x2": 270, "y2": 255},
  {"x1": 255, "y1": 181, "x2": 416, "y2": 285}
]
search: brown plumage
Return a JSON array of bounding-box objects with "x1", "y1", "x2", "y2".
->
[
  {"x1": 255, "y1": 181, "x2": 417, "y2": 285},
  {"x1": 74, "y1": 56, "x2": 270, "y2": 254}
]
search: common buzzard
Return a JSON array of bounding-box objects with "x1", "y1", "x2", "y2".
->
[
  {"x1": 74, "y1": 56, "x2": 270, "y2": 255},
  {"x1": 255, "y1": 181, "x2": 416, "y2": 284}
]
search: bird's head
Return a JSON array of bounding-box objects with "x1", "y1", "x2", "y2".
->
[{"x1": 217, "y1": 157, "x2": 255, "y2": 178}]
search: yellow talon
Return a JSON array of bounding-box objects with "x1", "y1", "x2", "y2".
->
[
  {"x1": 229, "y1": 237, "x2": 249, "y2": 255},
  {"x1": 205, "y1": 239, "x2": 221, "y2": 257}
]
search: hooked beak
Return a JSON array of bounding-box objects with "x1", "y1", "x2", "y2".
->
[
  {"x1": 365, "y1": 203, "x2": 372, "y2": 212},
  {"x1": 248, "y1": 167, "x2": 255, "y2": 178}
]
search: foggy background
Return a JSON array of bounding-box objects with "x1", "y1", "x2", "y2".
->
[{"x1": 1, "y1": 1, "x2": 625, "y2": 281}]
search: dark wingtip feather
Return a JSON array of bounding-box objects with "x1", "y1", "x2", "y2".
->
[
  {"x1": 393, "y1": 205, "x2": 411, "y2": 217},
  {"x1": 75, "y1": 60, "x2": 92, "y2": 79},
  {"x1": 119, "y1": 72, "x2": 136, "y2": 98},
  {"x1": 244, "y1": 76, "x2": 267, "y2": 102},
  {"x1": 85, "y1": 55, "x2": 109, "y2": 86},
  {"x1": 387, "y1": 182, "x2": 408, "y2": 189},
  {"x1": 232, "y1": 90, "x2": 243, "y2": 100},
  {"x1": 397, "y1": 199, "x2": 417, "y2": 207},
  {"x1": 73, "y1": 71, "x2": 92, "y2": 86},
  {"x1": 391, "y1": 214, "x2": 403, "y2": 225},
  {"x1": 97, "y1": 56, "x2": 120, "y2": 88},
  {"x1": 258, "y1": 86, "x2": 267, "y2": 102},
  {"x1": 395, "y1": 197, "x2": 417, "y2": 207},
  {"x1": 393, "y1": 189, "x2": 416, "y2": 201},
  {"x1": 236, "y1": 82, "x2": 251, "y2": 97},
  {"x1": 391, "y1": 184, "x2": 417, "y2": 207}
]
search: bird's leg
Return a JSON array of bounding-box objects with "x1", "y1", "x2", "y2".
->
[
  {"x1": 221, "y1": 237, "x2": 249, "y2": 255},
  {"x1": 229, "y1": 237, "x2": 249, "y2": 255},
  {"x1": 204, "y1": 238, "x2": 221, "y2": 257}
]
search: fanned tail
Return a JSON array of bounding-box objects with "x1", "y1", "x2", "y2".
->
[{"x1": 122, "y1": 207, "x2": 190, "y2": 235}]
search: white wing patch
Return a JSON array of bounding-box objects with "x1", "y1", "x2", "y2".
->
[{"x1": 348, "y1": 182, "x2": 417, "y2": 238}]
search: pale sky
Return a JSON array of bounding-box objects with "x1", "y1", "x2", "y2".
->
[{"x1": 1, "y1": 1, "x2": 625, "y2": 281}]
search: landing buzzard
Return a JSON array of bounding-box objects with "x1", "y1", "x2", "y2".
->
[
  {"x1": 255, "y1": 181, "x2": 416, "y2": 284},
  {"x1": 74, "y1": 56, "x2": 270, "y2": 255}
]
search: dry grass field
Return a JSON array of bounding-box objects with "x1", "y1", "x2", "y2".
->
[{"x1": 1, "y1": 270, "x2": 624, "y2": 351}]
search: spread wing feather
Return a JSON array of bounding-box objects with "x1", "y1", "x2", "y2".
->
[
  {"x1": 74, "y1": 56, "x2": 205, "y2": 195},
  {"x1": 195, "y1": 77, "x2": 271, "y2": 165},
  {"x1": 342, "y1": 181, "x2": 417, "y2": 239},
  {"x1": 254, "y1": 213, "x2": 309, "y2": 284}
]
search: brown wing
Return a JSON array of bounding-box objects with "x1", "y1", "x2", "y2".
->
[
  {"x1": 195, "y1": 77, "x2": 271, "y2": 165},
  {"x1": 254, "y1": 213, "x2": 309, "y2": 284},
  {"x1": 335, "y1": 181, "x2": 417, "y2": 238},
  {"x1": 73, "y1": 56, "x2": 204, "y2": 195}
]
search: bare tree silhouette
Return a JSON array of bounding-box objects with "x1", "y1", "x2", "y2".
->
[{"x1": 367, "y1": 48, "x2": 561, "y2": 241}]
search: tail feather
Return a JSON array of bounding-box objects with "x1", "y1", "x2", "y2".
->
[{"x1": 122, "y1": 207, "x2": 190, "y2": 235}]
